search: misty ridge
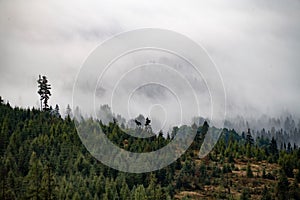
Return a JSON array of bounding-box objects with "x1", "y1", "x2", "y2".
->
[
  {"x1": 3, "y1": 51, "x2": 300, "y2": 146},
  {"x1": 2, "y1": 52, "x2": 300, "y2": 147},
  {"x1": 67, "y1": 53, "x2": 300, "y2": 147},
  {"x1": 1, "y1": 0, "x2": 299, "y2": 141},
  {"x1": 68, "y1": 100, "x2": 300, "y2": 147}
]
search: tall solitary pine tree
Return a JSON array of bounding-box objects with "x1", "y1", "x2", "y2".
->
[{"x1": 37, "y1": 75, "x2": 51, "y2": 111}]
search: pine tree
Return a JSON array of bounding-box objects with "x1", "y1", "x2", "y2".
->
[
  {"x1": 289, "y1": 176, "x2": 300, "y2": 200},
  {"x1": 261, "y1": 186, "x2": 272, "y2": 200},
  {"x1": 53, "y1": 104, "x2": 60, "y2": 118},
  {"x1": 276, "y1": 170, "x2": 289, "y2": 200},
  {"x1": 269, "y1": 137, "x2": 278, "y2": 163},
  {"x1": 146, "y1": 173, "x2": 157, "y2": 199},
  {"x1": 240, "y1": 188, "x2": 250, "y2": 200},
  {"x1": 133, "y1": 184, "x2": 147, "y2": 200},
  {"x1": 95, "y1": 173, "x2": 105, "y2": 199},
  {"x1": 0, "y1": 117, "x2": 10, "y2": 155},
  {"x1": 41, "y1": 164, "x2": 56, "y2": 200},
  {"x1": 269, "y1": 137, "x2": 278, "y2": 155},
  {"x1": 262, "y1": 167, "x2": 266, "y2": 178},
  {"x1": 245, "y1": 128, "x2": 254, "y2": 146},
  {"x1": 66, "y1": 104, "x2": 72, "y2": 118},
  {"x1": 104, "y1": 178, "x2": 118, "y2": 200},
  {"x1": 26, "y1": 152, "x2": 43, "y2": 200},
  {"x1": 0, "y1": 157, "x2": 8, "y2": 200},
  {"x1": 72, "y1": 192, "x2": 80, "y2": 200},
  {"x1": 37, "y1": 75, "x2": 51, "y2": 111},
  {"x1": 120, "y1": 179, "x2": 130, "y2": 200},
  {"x1": 246, "y1": 163, "x2": 253, "y2": 178}
]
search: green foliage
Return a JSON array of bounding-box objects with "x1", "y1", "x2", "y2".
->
[
  {"x1": 289, "y1": 176, "x2": 300, "y2": 200},
  {"x1": 1, "y1": 98, "x2": 300, "y2": 199},
  {"x1": 278, "y1": 151, "x2": 297, "y2": 178},
  {"x1": 276, "y1": 170, "x2": 290, "y2": 200},
  {"x1": 25, "y1": 152, "x2": 43, "y2": 199},
  {"x1": 261, "y1": 186, "x2": 272, "y2": 200},
  {"x1": 0, "y1": 102, "x2": 178, "y2": 199},
  {"x1": 246, "y1": 163, "x2": 253, "y2": 178},
  {"x1": 120, "y1": 178, "x2": 130, "y2": 200},
  {"x1": 245, "y1": 129, "x2": 254, "y2": 146},
  {"x1": 269, "y1": 137, "x2": 279, "y2": 163},
  {"x1": 132, "y1": 184, "x2": 147, "y2": 200},
  {"x1": 239, "y1": 188, "x2": 251, "y2": 200}
]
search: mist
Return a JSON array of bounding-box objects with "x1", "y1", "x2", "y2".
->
[{"x1": 1, "y1": 0, "x2": 300, "y2": 132}]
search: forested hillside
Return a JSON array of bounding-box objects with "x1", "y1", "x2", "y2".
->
[{"x1": 0, "y1": 97, "x2": 300, "y2": 200}]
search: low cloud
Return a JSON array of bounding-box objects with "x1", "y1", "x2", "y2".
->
[{"x1": 0, "y1": 0, "x2": 300, "y2": 128}]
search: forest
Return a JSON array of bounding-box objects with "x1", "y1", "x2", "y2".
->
[{"x1": 0, "y1": 95, "x2": 300, "y2": 199}]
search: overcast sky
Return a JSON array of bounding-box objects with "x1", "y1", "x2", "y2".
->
[{"x1": 0, "y1": 0, "x2": 300, "y2": 121}]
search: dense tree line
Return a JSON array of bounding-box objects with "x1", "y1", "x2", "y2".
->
[
  {"x1": 1, "y1": 97, "x2": 300, "y2": 199},
  {"x1": 0, "y1": 98, "x2": 181, "y2": 199}
]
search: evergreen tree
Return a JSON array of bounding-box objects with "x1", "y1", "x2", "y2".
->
[
  {"x1": 66, "y1": 104, "x2": 72, "y2": 118},
  {"x1": 72, "y1": 192, "x2": 80, "y2": 200},
  {"x1": 104, "y1": 178, "x2": 118, "y2": 200},
  {"x1": 289, "y1": 176, "x2": 300, "y2": 200},
  {"x1": 37, "y1": 75, "x2": 51, "y2": 111},
  {"x1": 133, "y1": 184, "x2": 147, "y2": 200},
  {"x1": 245, "y1": 128, "x2": 254, "y2": 146},
  {"x1": 240, "y1": 188, "x2": 250, "y2": 200},
  {"x1": 262, "y1": 167, "x2": 266, "y2": 178},
  {"x1": 25, "y1": 152, "x2": 43, "y2": 200},
  {"x1": 269, "y1": 137, "x2": 279, "y2": 162},
  {"x1": 53, "y1": 104, "x2": 61, "y2": 118},
  {"x1": 0, "y1": 157, "x2": 9, "y2": 200},
  {"x1": 276, "y1": 170, "x2": 289, "y2": 200},
  {"x1": 246, "y1": 163, "x2": 253, "y2": 178},
  {"x1": 261, "y1": 186, "x2": 272, "y2": 200},
  {"x1": 119, "y1": 179, "x2": 130, "y2": 200},
  {"x1": 0, "y1": 117, "x2": 10, "y2": 155},
  {"x1": 269, "y1": 137, "x2": 278, "y2": 154},
  {"x1": 41, "y1": 164, "x2": 56, "y2": 200}
]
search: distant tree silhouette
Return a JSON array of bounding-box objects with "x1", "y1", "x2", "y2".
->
[
  {"x1": 145, "y1": 117, "x2": 151, "y2": 126},
  {"x1": 270, "y1": 137, "x2": 276, "y2": 150},
  {"x1": 37, "y1": 75, "x2": 51, "y2": 110},
  {"x1": 202, "y1": 121, "x2": 209, "y2": 134},
  {"x1": 53, "y1": 104, "x2": 60, "y2": 118},
  {"x1": 246, "y1": 128, "x2": 254, "y2": 146},
  {"x1": 65, "y1": 104, "x2": 72, "y2": 118},
  {"x1": 134, "y1": 120, "x2": 141, "y2": 127}
]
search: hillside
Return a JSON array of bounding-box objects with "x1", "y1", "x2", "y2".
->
[{"x1": 0, "y1": 99, "x2": 300, "y2": 199}]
